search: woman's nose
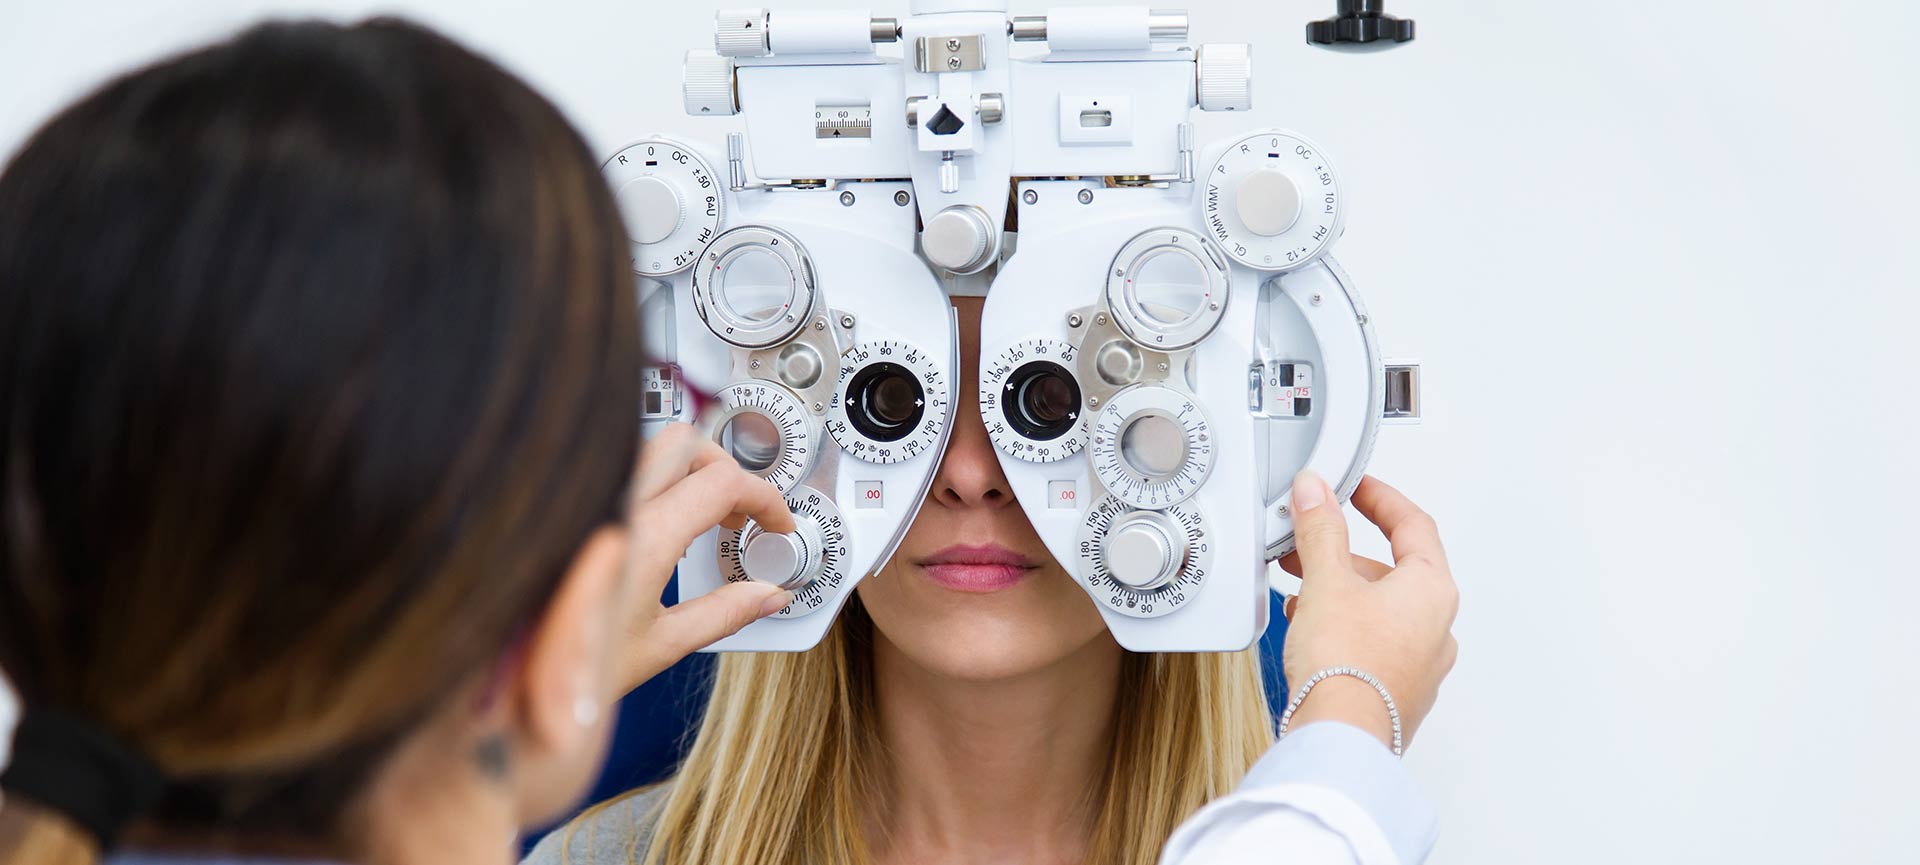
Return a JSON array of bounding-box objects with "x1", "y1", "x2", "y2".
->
[{"x1": 931, "y1": 401, "x2": 1016, "y2": 510}]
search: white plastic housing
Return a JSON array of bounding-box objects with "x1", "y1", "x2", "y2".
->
[
  {"x1": 626, "y1": 139, "x2": 957, "y2": 652},
  {"x1": 983, "y1": 182, "x2": 1270, "y2": 652},
  {"x1": 769, "y1": 9, "x2": 878, "y2": 54}
]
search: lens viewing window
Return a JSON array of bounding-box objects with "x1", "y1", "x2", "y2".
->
[
  {"x1": 721, "y1": 411, "x2": 783, "y2": 472},
  {"x1": 1005, "y1": 361, "x2": 1081, "y2": 440},
  {"x1": 846, "y1": 362, "x2": 925, "y2": 443}
]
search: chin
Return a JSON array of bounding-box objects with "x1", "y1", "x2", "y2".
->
[{"x1": 858, "y1": 563, "x2": 1114, "y2": 683}]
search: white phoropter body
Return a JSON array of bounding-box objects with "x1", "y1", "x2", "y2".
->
[
  {"x1": 609, "y1": 2, "x2": 1418, "y2": 652},
  {"x1": 607, "y1": 137, "x2": 957, "y2": 652}
]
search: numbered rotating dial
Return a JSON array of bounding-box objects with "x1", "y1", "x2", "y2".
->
[
  {"x1": 1089, "y1": 386, "x2": 1214, "y2": 508},
  {"x1": 603, "y1": 138, "x2": 722, "y2": 276},
  {"x1": 693, "y1": 225, "x2": 818, "y2": 349},
  {"x1": 1077, "y1": 494, "x2": 1212, "y2": 618},
  {"x1": 720, "y1": 485, "x2": 847, "y2": 618},
  {"x1": 1202, "y1": 130, "x2": 1344, "y2": 272},
  {"x1": 711, "y1": 381, "x2": 817, "y2": 493},
  {"x1": 828, "y1": 339, "x2": 950, "y2": 464},
  {"x1": 981, "y1": 338, "x2": 1087, "y2": 464},
  {"x1": 1106, "y1": 229, "x2": 1230, "y2": 351}
]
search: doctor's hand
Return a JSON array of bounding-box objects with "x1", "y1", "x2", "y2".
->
[
  {"x1": 617, "y1": 422, "x2": 797, "y2": 693},
  {"x1": 1278, "y1": 472, "x2": 1459, "y2": 751}
]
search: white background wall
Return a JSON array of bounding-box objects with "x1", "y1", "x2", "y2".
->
[{"x1": 4, "y1": 1, "x2": 1917, "y2": 861}]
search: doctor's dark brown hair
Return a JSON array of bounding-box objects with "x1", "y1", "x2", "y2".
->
[{"x1": 0, "y1": 18, "x2": 635, "y2": 862}]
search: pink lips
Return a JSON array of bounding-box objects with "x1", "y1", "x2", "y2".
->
[{"x1": 917, "y1": 544, "x2": 1039, "y2": 593}]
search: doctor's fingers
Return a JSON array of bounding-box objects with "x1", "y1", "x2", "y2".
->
[
  {"x1": 1348, "y1": 476, "x2": 1449, "y2": 576},
  {"x1": 630, "y1": 423, "x2": 730, "y2": 504},
  {"x1": 629, "y1": 461, "x2": 796, "y2": 587},
  {"x1": 1288, "y1": 471, "x2": 1360, "y2": 582},
  {"x1": 624, "y1": 579, "x2": 789, "y2": 688},
  {"x1": 1278, "y1": 551, "x2": 1392, "y2": 581}
]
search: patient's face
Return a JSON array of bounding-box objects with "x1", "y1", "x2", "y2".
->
[{"x1": 856, "y1": 297, "x2": 1114, "y2": 681}]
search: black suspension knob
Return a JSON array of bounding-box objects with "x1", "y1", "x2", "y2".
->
[{"x1": 1306, "y1": 0, "x2": 1415, "y2": 49}]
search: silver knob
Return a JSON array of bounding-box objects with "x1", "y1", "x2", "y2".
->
[
  {"x1": 921, "y1": 205, "x2": 997, "y2": 274},
  {"x1": 683, "y1": 51, "x2": 739, "y2": 117},
  {"x1": 978, "y1": 92, "x2": 1005, "y2": 125},
  {"x1": 1104, "y1": 511, "x2": 1187, "y2": 591},
  {"x1": 1235, "y1": 169, "x2": 1302, "y2": 237},
  {"x1": 740, "y1": 517, "x2": 825, "y2": 590},
  {"x1": 715, "y1": 8, "x2": 771, "y2": 57},
  {"x1": 1195, "y1": 43, "x2": 1253, "y2": 112},
  {"x1": 620, "y1": 176, "x2": 685, "y2": 245}
]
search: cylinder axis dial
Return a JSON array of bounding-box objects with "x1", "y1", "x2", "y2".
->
[
  {"x1": 693, "y1": 225, "x2": 818, "y2": 349},
  {"x1": 603, "y1": 138, "x2": 722, "y2": 276},
  {"x1": 828, "y1": 339, "x2": 950, "y2": 464},
  {"x1": 1089, "y1": 385, "x2": 1215, "y2": 508},
  {"x1": 710, "y1": 381, "x2": 817, "y2": 493},
  {"x1": 1076, "y1": 494, "x2": 1213, "y2": 618},
  {"x1": 1201, "y1": 130, "x2": 1344, "y2": 272},
  {"x1": 1106, "y1": 228, "x2": 1230, "y2": 351},
  {"x1": 720, "y1": 485, "x2": 847, "y2": 618},
  {"x1": 981, "y1": 338, "x2": 1087, "y2": 464}
]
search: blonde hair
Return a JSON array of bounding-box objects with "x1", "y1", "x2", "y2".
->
[{"x1": 572, "y1": 596, "x2": 1274, "y2": 865}]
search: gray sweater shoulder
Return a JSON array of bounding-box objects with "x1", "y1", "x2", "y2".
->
[{"x1": 522, "y1": 785, "x2": 670, "y2": 865}]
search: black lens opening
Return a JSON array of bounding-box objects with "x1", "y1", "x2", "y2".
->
[
  {"x1": 1005, "y1": 361, "x2": 1081, "y2": 441},
  {"x1": 846, "y1": 362, "x2": 925, "y2": 443}
]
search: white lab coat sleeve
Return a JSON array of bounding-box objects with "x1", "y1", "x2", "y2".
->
[{"x1": 1159, "y1": 722, "x2": 1439, "y2": 865}]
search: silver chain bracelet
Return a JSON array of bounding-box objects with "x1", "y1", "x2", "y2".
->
[{"x1": 1276, "y1": 666, "x2": 1404, "y2": 757}]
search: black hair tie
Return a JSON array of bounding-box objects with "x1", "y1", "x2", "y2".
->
[{"x1": 0, "y1": 706, "x2": 166, "y2": 850}]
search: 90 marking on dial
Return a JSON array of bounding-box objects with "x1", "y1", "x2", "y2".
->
[
  {"x1": 828, "y1": 339, "x2": 950, "y2": 465},
  {"x1": 981, "y1": 338, "x2": 1087, "y2": 464},
  {"x1": 719, "y1": 485, "x2": 847, "y2": 618},
  {"x1": 1076, "y1": 495, "x2": 1212, "y2": 618}
]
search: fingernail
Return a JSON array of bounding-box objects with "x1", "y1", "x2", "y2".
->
[
  {"x1": 759, "y1": 589, "x2": 793, "y2": 617},
  {"x1": 1292, "y1": 470, "x2": 1327, "y2": 512}
]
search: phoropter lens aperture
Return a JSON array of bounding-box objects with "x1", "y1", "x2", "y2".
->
[
  {"x1": 847, "y1": 362, "x2": 925, "y2": 443},
  {"x1": 721, "y1": 411, "x2": 783, "y2": 472},
  {"x1": 1005, "y1": 361, "x2": 1081, "y2": 441}
]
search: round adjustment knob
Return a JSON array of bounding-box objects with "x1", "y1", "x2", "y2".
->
[
  {"x1": 1076, "y1": 494, "x2": 1213, "y2": 619},
  {"x1": 622, "y1": 176, "x2": 685, "y2": 245},
  {"x1": 740, "y1": 518, "x2": 825, "y2": 590},
  {"x1": 719, "y1": 484, "x2": 848, "y2": 619},
  {"x1": 1104, "y1": 511, "x2": 1188, "y2": 591},
  {"x1": 1195, "y1": 43, "x2": 1253, "y2": 112},
  {"x1": 1235, "y1": 169, "x2": 1302, "y2": 237},
  {"x1": 602, "y1": 138, "x2": 722, "y2": 276},
  {"x1": 683, "y1": 50, "x2": 739, "y2": 117},
  {"x1": 714, "y1": 8, "x2": 772, "y2": 57},
  {"x1": 1306, "y1": 0, "x2": 1415, "y2": 49},
  {"x1": 1200, "y1": 130, "x2": 1345, "y2": 272},
  {"x1": 921, "y1": 205, "x2": 997, "y2": 274}
]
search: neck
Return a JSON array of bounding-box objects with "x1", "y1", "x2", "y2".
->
[
  {"x1": 118, "y1": 721, "x2": 518, "y2": 865},
  {"x1": 357, "y1": 722, "x2": 518, "y2": 865},
  {"x1": 868, "y1": 632, "x2": 1123, "y2": 865}
]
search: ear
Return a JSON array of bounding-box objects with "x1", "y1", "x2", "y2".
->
[{"x1": 510, "y1": 525, "x2": 629, "y2": 760}]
